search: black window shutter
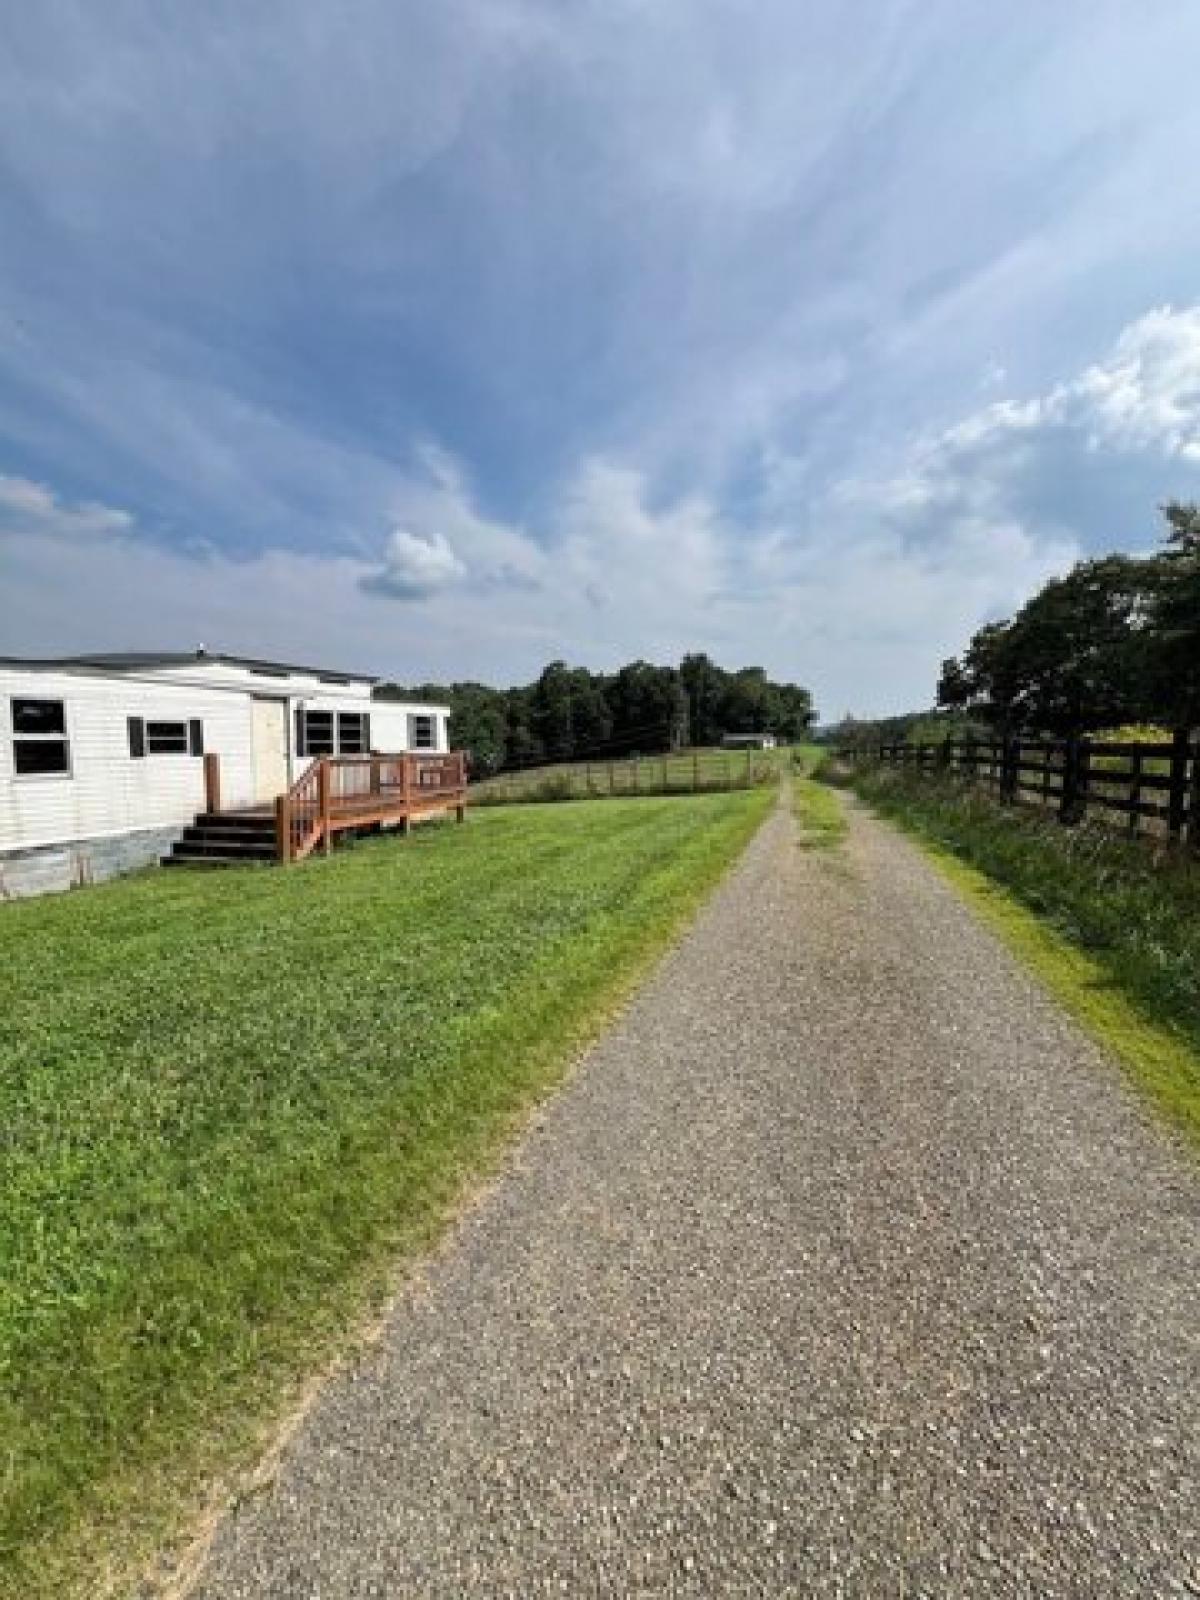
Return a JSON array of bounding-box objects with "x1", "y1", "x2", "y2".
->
[
  {"x1": 362, "y1": 713, "x2": 371, "y2": 754},
  {"x1": 128, "y1": 716, "x2": 146, "y2": 758},
  {"x1": 294, "y1": 708, "x2": 306, "y2": 757},
  {"x1": 188, "y1": 719, "x2": 204, "y2": 756}
]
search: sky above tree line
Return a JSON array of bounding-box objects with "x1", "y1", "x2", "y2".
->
[{"x1": 3, "y1": 2, "x2": 1200, "y2": 718}]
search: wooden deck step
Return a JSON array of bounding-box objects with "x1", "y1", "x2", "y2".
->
[
  {"x1": 163, "y1": 812, "x2": 280, "y2": 868},
  {"x1": 163, "y1": 850, "x2": 274, "y2": 868}
]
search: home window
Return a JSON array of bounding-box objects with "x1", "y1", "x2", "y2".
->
[
  {"x1": 128, "y1": 717, "x2": 204, "y2": 757},
  {"x1": 410, "y1": 713, "x2": 436, "y2": 750},
  {"x1": 11, "y1": 698, "x2": 71, "y2": 776},
  {"x1": 297, "y1": 708, "x2": 371, "y2": 756},
  {"x1": 337, "y1": 712, "x2": 369, "y2": 754},
  {"x1": 297, "y1": 709, "x2": 335, "y2": 756},
  {"x1": 145, "y1": 720, "x2": 189, "y2": 754}
]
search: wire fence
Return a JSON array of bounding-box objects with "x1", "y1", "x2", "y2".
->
[{"x1": 470, "y1": 747, "x2": 779, "y2": 806}]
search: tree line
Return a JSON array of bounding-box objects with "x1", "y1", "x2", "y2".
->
[
  {"x1": 935, "y1": 503, "x2": 1199, "y2": 735},
  {"x1": 378, "y1": 654, "x2": 814, "y2": 775},
  {"x1": 820, "y1": 708, "x2": 982, "y2": 751}
]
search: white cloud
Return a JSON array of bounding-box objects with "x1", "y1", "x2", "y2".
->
[
  {"x1": 833, "y1": 305, "x2": 1200, "y2": 534},
  {"x1": 1073, "y1": 305, "x2": 1200, "y2": 459},
  {"x1": 361, "y1": 528, "x2": 467, "y2": 598}
]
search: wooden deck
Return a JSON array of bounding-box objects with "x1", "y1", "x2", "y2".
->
[
  {"x1": 278, "y1": 752, "x2": 467, "y2": 861},
  {"x1": 166, "y1": 752, "x2": 468, "y2": 867}
]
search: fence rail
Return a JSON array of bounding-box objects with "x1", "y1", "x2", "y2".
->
[
  {"x1": 471, "y1": 747, "x2": 777, "y2": 806},
  {"x1": 840, "y1": 732, "x2": 1200, "y2": 848}
]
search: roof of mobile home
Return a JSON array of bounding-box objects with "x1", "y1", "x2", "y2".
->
[{"x1": 0, "y1": 650, "x2": 378, "y2": 685}]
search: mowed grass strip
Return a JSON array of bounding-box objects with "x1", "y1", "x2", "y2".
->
[
  {"x1": 794, "y1": 778, "x2": 848, "y2": 849},
  {"x1": 0, "y1": 788, "x2": 771, "y2": 1598},
  {"x1": 786, "y1": 747, "x2": 848, "y2": 851},
  {"x1": 843, "y1": 765, "x2": 1200, "y2": 1146}
]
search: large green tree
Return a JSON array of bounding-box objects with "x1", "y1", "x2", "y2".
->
[
  {"x1": 937, "y1": 503, "x2": 1199, "y2": 735},
  {"x1": 1152, "y1": 501, "x2": 1200, "y2": 729}
]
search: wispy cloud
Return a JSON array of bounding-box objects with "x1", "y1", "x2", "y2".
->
[{"x1": 0, "y1": 473, "x2": 133, "y2": 538}]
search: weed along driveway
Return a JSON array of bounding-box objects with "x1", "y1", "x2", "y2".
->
[{"x1": 181, "y1": 789, "x2": 1200, "y2": 1598}]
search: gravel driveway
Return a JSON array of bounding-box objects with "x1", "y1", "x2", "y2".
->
[{"x1": 186, "y1": 793, "x2": 1199, "y2": 1598}]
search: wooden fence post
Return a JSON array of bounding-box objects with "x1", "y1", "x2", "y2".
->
[
  {"x1": 203, "y1": 751, "x2": 221, "y2": 815},
  {"x1": 1000, "y1": 732, "x2": 1019, "y2": 803},
  {"x1": 1167, "y1": 727, "x2": 1190, "y2": 846},
  {"x1": 1059, "y1": 734, "x2": 1078, "y2": 823},
  {"x1": 1060, "y1": 733, "x2": 1090, "y2": 826},
  {"x1": 1189, "y1": 731, "x2": 1200, "y2": 853},
  {"x1": 318, "y1": 758, "x2": 332, "y2": 854},
  {"x1": 275, "y1": 793, "x2": 291, "y2": 863},
  {"x1": 1128, "y1": 748, "x2": 1143, "y2": 838}
]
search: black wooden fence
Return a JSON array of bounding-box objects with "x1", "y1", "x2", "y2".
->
[{"x1": 840, "y1": 731, "x2": 1200, "y2": 848}]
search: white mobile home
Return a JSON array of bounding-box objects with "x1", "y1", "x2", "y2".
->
[{"x1": 0, "y1": 651, "x2": 451, "y2": 898}]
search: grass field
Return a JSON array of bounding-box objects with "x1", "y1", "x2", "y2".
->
[
  {"x1": 0, "y1": 788, "x2": 772, "y2": 1598},
  {"x1": 839, "y1": 762, "x2": 1200, "y2": 1146},
  {"x1": 470, "y1": 745, "x2": 784, "y2": 805}
]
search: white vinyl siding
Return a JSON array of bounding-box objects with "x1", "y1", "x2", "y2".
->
[
  {"x1": 369, "y1": 704, "x2": 448, "y2": 754},
  {"x1": 0, "y1": 670, "x2": 251, "y2": 853}
]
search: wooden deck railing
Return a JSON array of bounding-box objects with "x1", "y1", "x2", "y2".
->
[{"x1": 275, "y1": 751, "x2": 467, "y2": 862}]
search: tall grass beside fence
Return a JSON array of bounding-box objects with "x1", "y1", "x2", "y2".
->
[{"x1": 838, "y1": 762, "x2": 1200, "y2": 1139}]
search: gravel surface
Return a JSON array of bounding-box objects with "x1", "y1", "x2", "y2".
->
[{"x1": 187, "y1": 793, "x2": 1200, "y2": 1598}]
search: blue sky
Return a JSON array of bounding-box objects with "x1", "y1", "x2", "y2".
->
[{"x1": 3, "y1": 2, "x2": 1200, "y2": 716}]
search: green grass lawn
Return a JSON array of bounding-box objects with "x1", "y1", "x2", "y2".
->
[{"x1": 0, "y1": 788, "x2": 771, "y2": 1598}]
